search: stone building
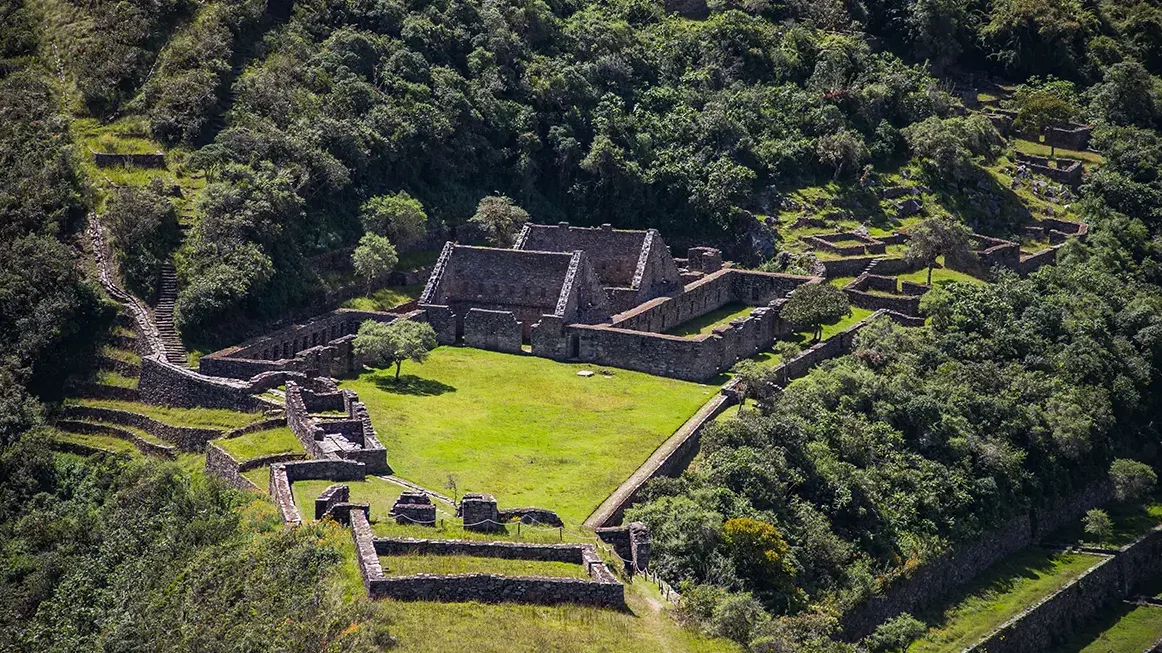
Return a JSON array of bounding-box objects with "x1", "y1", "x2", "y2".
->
[
  {"x1": 515, "y1": 222, "x2": 684, "y2": 312},
  {"x1": 419, "y1": 243, "x2": 612, "y2": 346}
]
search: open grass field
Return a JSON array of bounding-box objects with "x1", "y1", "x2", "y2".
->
[
  {"x1": 909, "y1": 549, "x2": 1104, "y2": 652},
  {"x1": 814, "y1": 306, "x2": 875, "y2": 341},
  {"x1": 1056, "y1": 603, "x2": 1162, "y2": 652},
  {"x1": 1011, "y1": 138, "x2": 1105, "y2": 166},
  {"x1": 380, "y1": 554, "x2": 590, "y2": 579},
  {"x1": 69, "y1": 398, "x2": 262, "y2": 430},
  {"x1": 215, "y1": 427, "x2": 302, "y2": 462},
  {"x1": 666, "y1": 303, "x2": 755, "y2": 337},
  {"x1": 339, "y1": 347, "x2": 716, "y2": 524}
]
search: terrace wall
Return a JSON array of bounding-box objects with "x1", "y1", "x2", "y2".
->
[
  {"x1": 973, "y1": 527, "x2": 1162, "y2": 652},
  {"x1": 204, "y1": 443, "x2": 261, "y2": 492},
  {"x1": 62, "y1": 405, "x2": 222, "y2": 451},
  {"x1": 840, "y1": 481, "x2": 1114, "y2": 640},
  {"x1": 373, "y1": 538, "x2": 588, "y2": 564}
]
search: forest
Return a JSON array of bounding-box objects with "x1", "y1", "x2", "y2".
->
[{"x1": 6, "y1": 0, "x2": 1162, "y2": 649}]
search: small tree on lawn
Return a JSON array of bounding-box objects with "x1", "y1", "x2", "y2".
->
[
  {"x1": 781, "y1": 283, "x2": 850, "y2": 343},
  {"x1": 468, "y1": 195, "x2": 529, "y2": 247},
  {"x1": 1111, "y1": 458, "x2": 1158, "y2": 502},
  {"x1": 904, "y1": 216, "x2": 975, "y2": 286},
  {"x1": 353, "y1": 319, "x2": 437, "y2": 380},
  {"x1": 773, "y1": 340, "x2": 802, "y2": 385},
  {"x1": 352, "y1": 233, "x2": 398, "y2": 294},
  {"x1": 1083, "y1": 508, "x2": 1113, "y2": 545}
]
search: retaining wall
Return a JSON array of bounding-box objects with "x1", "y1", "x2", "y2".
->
[
  {"x1": 973, "y1": 527, "x2": 1162, "y2": 652},
  {"x1": 56, "y1": 419, "x2": 176, "y2": 458},
  {"x1": 373, "y1": 538, "x2": 588, "y2": 563},
  {"x1": 63, "y1": 405, "x2": 222, "y2": 451},
  {"x1": 204, "y1": 443, "x2": 262, "y2": 492}
]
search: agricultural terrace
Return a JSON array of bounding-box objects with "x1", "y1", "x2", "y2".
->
[{"x1": 339, "y1": 346, "x2": 716, "y2": 524}]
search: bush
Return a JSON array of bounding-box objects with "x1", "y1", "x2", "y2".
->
[
  {"x1": 105, "y1": 181, "x2": 180, "y2": 299},
  {"x1": 863, "y1": 613, "x2": 926, "y2": 652},
  {"x1": 1111, "y1": 459, "x2": 1157, "y2": 502}
]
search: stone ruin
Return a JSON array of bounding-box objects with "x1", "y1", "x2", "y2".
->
[
  {"x1": 458, "y1": 493, "x2": 564, "y2": 532},
  {"x1": 389, "y1": 491, "x2": 436, "y2": 526},
  {"x1": 285, "y1": 380, "x2": 390, "y2": 474},
  {"x1": 595, "y1": 522, "x2": 652, "y2": 576},
  {"x1": 1014, "y1": 152, "x2": 1084, "y2": 187}
]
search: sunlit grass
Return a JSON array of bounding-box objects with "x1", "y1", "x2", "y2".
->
[{"x1": 214, "y1": 427, "x2": 302, "y2": 462}]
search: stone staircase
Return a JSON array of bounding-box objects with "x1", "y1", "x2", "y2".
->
[{"x1": 155, "y1": 262, "x2": 187, "y2": 366}]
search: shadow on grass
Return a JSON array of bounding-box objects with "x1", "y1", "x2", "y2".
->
[
  {"x1": 913, "y1": 547, "x2": 1067, "y2": 634},
  {"x1": 373, "y1": 374, "x2": 456, "y2": 396}
]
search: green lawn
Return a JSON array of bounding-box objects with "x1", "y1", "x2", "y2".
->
[
  {"x1": 214, "y1": 427, "x2": 302, "y2": 462},
  {"x1": 666, "y1": 303, "x2": 755, "y2": 337},
  {"x1": 102, "y1": 345, "x2": 141, "y2": 365},
  {"x1": 812, "y1": 307, "x2": 875, "y2": 342},
  {"x1": 51, "y1": 429, "x2": 138, "y2": 455},
  {"x1": 909, "y1": 549, "x2": 1104, "y2": 652},
  {"x1": 69, "y1": 398, "x2": 262, "y2": 430},
  {"x1": 1056, "y1": 603, "x2": 1162, "y2": 653},
  {"x1": 343, "y1": 284, "x2": 425, "y2": 312},
  {"x1": 380, "y1": 554, "x2": 590, "y2": 579},
  {"x1": 340, "y1": 347, "x2": 716, "y2": 524}
]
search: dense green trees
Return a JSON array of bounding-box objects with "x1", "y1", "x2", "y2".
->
[
  {"x1": 630, "y1": 259, "x2": 1162, "y2": 647},
  {"x1": 105, "y1": 181, "x2": 181, "y2": 299}
]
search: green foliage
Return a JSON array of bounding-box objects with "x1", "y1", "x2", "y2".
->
[
  {"x1": 352, "y1": 233, "x2": 399, "y2": 290},
  {"x1": 903, "y1": 114, "x2": 1001, "y2": 181},
  {"x1": 360, "y1": 191, "x2": 428, "y2": 249},
  {"x1": 105, "y1": 180, "x2": 180, "y2": 299},
  {"x1": 0, "y1": 438, "x2": 393, "y2": 651},
  {"x1": 780, "y1": 283, "x2": 851, "y2": 341},
  {"x1": 1088, "y1": 60, "x2": 1162, "y2": 128},
  {"x1": 1084, "y1": 508, "x2": 1114, "y2": 543},
  {"x1": 353, "y1": 319, "x2": 437, "y2": 379},
  {"x1": 904, "y1": 216, "x2": 975, "y2": 285},
  {"x1": 863, "y1": 613, "x2": 925, "y2": 653},
  {"x1": 467, "y1": 195, "x2": 530, "y2": 247},
  {"x1": 1111, "y1": 458, "x2": 1158, "y2": 502}
]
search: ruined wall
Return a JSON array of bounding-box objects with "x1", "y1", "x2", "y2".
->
[
  {"x1": 92, "y1": 152, "x2": 165, "y2": 168},
  {"x1": 315, "y1": 484, "x2": 351, "y2": 520},
  {"x1": 366, "y1": 571, "x2": 626, "y2": 609},
  {"x1": 517, "y1": 222, "x2": 647, "y2": 287},
  {"x1": 205, "y1": 443, "x2": 262, "y2": 492},
  {"x1": 139, "y1": 356, "x2": 272, "y2": 411},
  {"x1": 463, "y1": 308, "x2": 523, "y2": 352}
]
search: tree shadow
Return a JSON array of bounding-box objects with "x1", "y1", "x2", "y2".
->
[{"x1": 373, "y1": 374, "x2": 456, "y2": 396}]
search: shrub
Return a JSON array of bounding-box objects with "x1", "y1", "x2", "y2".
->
[{"x1": 1111, "y1": 459, "x2": 1157, "y2": 502}]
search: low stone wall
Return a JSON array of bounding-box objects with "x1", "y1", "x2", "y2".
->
[
  {"x1": 270, "y1": 464, "x2": 301, "y2": 526},
  {"x1": 973, "y1": 527, "x2": 1162, "y2": 652},
  {"x1": 373, "y1": 538, "x2": 588, "y2": 564},
  {"x1": 281, "y1": 458, "x2": 367, "y2": 483},
  {"x1": 205, "y1": 443, "x2": 261, "y2": 492},
  {"x1": 821, "y1": 256, "x2": 881, "y2": 278},
  {"x1": 92, "y1": 152, "x2": 166, "y2": 168},
  {"x1": 803, "y1": 232, "x2": 887, "y2": 257},
  {"x1": 220, "y1": 418, "x2": 287, "y2": 440},
  {"x1": 56, "y1": 419, "x2": 176, "y2": 458},
  {"x1": 366, "y1": 573, "x2": 626, "y2": 609},
  {"x1": 71, "y1": 383, "x2": 141, "y2": 402},
  {"x1": 315, "y1": 484, "x2": 350, "y2": 520},
  {"x1": 62, "y1": 405, "x2": 222, "y2": 451},
  {"x1": 1015, "y1": 152, "x2": 1084, "y2": 187}
]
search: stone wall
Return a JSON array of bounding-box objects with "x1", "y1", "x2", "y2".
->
[
  {"x1": 840, "y1": 481, "x2": 1114, "y2": 640},
  {"x1": 373, "y1": 538, "x2": 588, "y2": 564},
  {"x1": 285, "y1": 382, "x2": 390, "y2": 474},
  {"x1": 315, "y1": 484, "x2": 350, "y2": 519},
  {"x1": 92, "y1": 152, "x2": 165, "y2": 168},
  {"x1": 463, "y1": 308, "x2": 522, "y2": 352},
  {"x1": 63, "y1": 405, "x2": 222, "y2": 451},
  {"x1": 843, "y1": 275, "x2": 924, "y2": 316},
  {"x1": 595, "y1": 522, "x2": 651, "y2": 574},
  {"x1": 205, "y1": 443, "x2": 262, "y2": 492},
  {"x1": 1043, "y1": 124, "x2": 1093, "y2": 151},
  {"x1": 139, "y1": 356, "x2": 274, "y2": 411},
  {"x1": 366, "y1": 570, "x2": 626, "y2": 609},
  {"x1": 1015, "y1": 152, "x2": 1084, "y2": 187},
  {"x1": 803, "y1": 232, "x2": 887, "y2": 257},
  {"x1": 973, "y1": 527, "x2": 1162, "y2": 652},
  {"x1": 270, "y1": 464, "x2": 300, "y2": 525},
  {"x1": 517, "y1": 222, "x2": 647, "y2": 287}
]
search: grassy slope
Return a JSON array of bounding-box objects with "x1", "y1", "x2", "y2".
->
[
  {"x1": 909, "y1": 549, "x2": 1103, "y2": 652},
  {"x1": 215, "y1": 427, "x2": 302, "y2": 462},
  {"x1": 666, "y1": 303, "x2": 755, "y2": 337},
  {"x1": 342, "y1": 285, "x2": 426, "y2": 312},
  {"x1": 69, "y1": 398, "x2": 261, "y2": 429},
  {"x1": 1057, "y1": 603, "x2": 1162, "y2": 653},
  {"x1": 340, "y1": 347, "x2": 716, "y2": 525}
]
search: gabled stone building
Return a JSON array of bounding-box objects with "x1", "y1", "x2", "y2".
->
[
  {"x1": 514, "y1": 222, "x2": 684, "y2": 312},
  {"x1": 419, "y1": 244, "x2": 612, "y2": 350}
]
